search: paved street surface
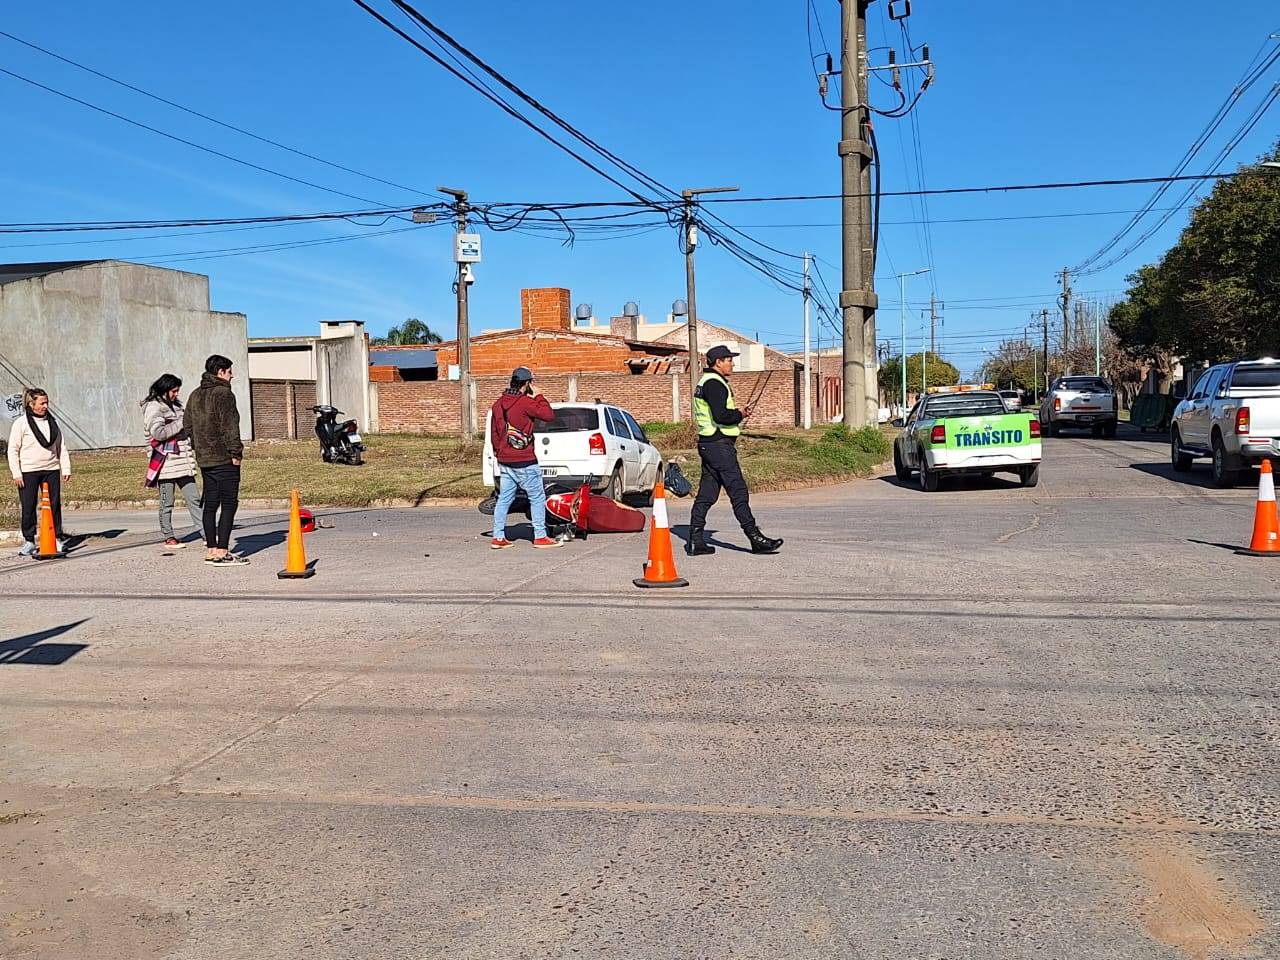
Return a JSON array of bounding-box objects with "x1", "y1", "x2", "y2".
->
[{"x1": 1, "y1": 426, "x2": 1275, "y2": 959}]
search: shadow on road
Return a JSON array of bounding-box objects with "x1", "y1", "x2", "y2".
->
[
  {"x1": 64, "y1": 529, "x2": 126, "y2": 551},
  {"x1": 0, "y1": 618, "x2": 89, "y2": 666},
  {"x1": 231, "y1": 530, "x2": 288, "y2": 558},
  {"x1": 671, "y1": 524, "x2": 751, "y2": 554},
  {"x1": 877, "y1": 474, "x2": 1024, "y2": 493},
  {"x1": 1130, "y1": 462, "x2": 1255, "y2": 490},
  {"x1": 1188, "y1": 538, "x2": 1247, "y2": 553}
]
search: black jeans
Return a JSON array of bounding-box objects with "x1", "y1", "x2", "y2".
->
[
  {"x1": 19, "y1": 470, "x2": 63, "y2": 543},
  {"x1": 689, "y1": 439, "x2": 757, "y2": 533},
  {"x1": 201, "y1": 464, "x2": 240, "y2": 550}
]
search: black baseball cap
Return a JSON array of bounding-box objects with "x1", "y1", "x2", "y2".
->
[
  {"x1": 511, "y1": 366, "x2": 534, "y2": 382},
  {"x1": 706, "y1": 345, "x2": 740, "y2": 363}
]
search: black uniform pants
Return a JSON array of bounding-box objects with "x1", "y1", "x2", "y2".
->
[
  {"x1": 201, "y1": 464, "x2": 240, "y2": 550},
  {"x1": 689, "y1": 439, "x2": 757, "y2": 533},
  {"x1": 19, "y1": 470, "x2": 63, "y2": 543}
]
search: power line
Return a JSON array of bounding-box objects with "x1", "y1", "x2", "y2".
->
[
  {"x1": 350, "y1": 0, "x2": 811, "y2": 294},
  {"x1": 346, "y1": 0, "x2": 659, "y2": 204},
  {"x1": 1078, "y1": 81, "x2": 1280, "y2": 276},
  {"x1": 0, "y1": 29, "x2": 441, "y2": 201},
  {"x1": 0, "y1": 205, "x2": 427, "y2": 234},
  {"x1": 693, "y1": 172, "x2": 1258, "y2": 203},
  {"x1": 0, "y1": 67, "x2": 394, "y2": 207},
  {"x1": 1071, "y1": 37, "x2": 1280, "y2": 274}
]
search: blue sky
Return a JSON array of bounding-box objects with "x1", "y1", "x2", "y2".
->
[{"x1": 2, "y1": 1, "x2": 1276, "y2": 375}]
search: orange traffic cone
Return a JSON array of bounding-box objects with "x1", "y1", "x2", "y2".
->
[
  {"x1": 277, "y1": 489, "x2": 316, "y2": 579},
  {"x1": 33, "y1": 482, "x2": 65, "y2": 561},
  {"x1": 1239, "y1": 459, "x2": 1280, "y2": 556},
  {"x1": 633, "y1": 477, "x2": 689, "y2": 589}
]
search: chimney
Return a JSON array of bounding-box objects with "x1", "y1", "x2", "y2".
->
[
  {"x1": 609, "y1": 315, "x2": 639, "y2": 340},
  {"x1": 520, "y1": 287, "x2": 571, "y2": 331},
  {"x1": 609, "y1": 301, "x2": 642, "y2": 340}
]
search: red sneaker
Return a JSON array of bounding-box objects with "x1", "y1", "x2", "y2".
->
[
  {"x1": 532, "y1": 536, "x2": 564, "y2": 549},
  {"x1": 490, "y1": 537, "x2": 514, "y2": 549}
]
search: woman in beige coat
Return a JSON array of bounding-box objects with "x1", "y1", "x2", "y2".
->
[
  {"x1": 7, "y1": 387, "x2": 70, "y2": 556},
  {"x1": 142, "y1": 374, "x2": 202, "y2": 548}
]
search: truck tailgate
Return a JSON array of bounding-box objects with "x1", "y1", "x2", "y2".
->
[
  {"x1": 937, "y1": 412, "x2": 1039, "y2": 466},
  {"x1": 1235, "y1": 394, "x2": 1280, "y2": 440},
  {"x1": 1056, "y1": 389, "x2": 1111, "y2": 414}
]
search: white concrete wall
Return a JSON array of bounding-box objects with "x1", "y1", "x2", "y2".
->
[
  {"x1": 248, "y1": 345, "x2": 316, "y2": 381},
  {"x1": 315, "y1": 333, "x2": 371, "y2": 431},
  {"x1": 0, "y1": 261, "x2": 250, "y2": 450}
]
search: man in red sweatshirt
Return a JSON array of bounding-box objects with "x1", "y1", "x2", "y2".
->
[{"x1": 489, "y1": 366, "x2": 562, "y2": 549}]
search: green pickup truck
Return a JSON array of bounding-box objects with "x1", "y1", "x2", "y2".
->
[{"x1": 893, "y1": 389, "x2": 1043, "y2": 491}]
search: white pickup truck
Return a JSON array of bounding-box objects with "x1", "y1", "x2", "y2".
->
[
  {"x1": 1039, "y1": 376, "x2": 1118, "y2": 438},
  {"x1": 1171, "y1": 359, "x2": 1280, "y2": 486}
]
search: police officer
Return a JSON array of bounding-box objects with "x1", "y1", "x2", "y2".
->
[{"x1": 687, "y1": 345, "x2": 784, "y2": 556}]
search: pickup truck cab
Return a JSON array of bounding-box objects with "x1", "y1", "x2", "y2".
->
[
  {"x1": 1039, "y1": 376, "x2": 1118, "y2": 437},
  {"x1": 1170, "y1": 359, "x2": 1280, "y2": 487},
  {"x1": 894, "y1": 387, "x2": 1043, "y2": 491}
]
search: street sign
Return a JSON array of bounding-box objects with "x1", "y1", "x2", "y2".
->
[{"x1": 455, "y1": 233, "x2": 481, "y2": 263}]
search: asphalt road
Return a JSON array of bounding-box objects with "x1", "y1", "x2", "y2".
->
[{"x1": 1, "y1": 425, "x2": 1275, "y2": 959}]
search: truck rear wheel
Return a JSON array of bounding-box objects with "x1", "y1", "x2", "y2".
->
[
  {"x1": 917, "y1": 448, "x2": 940, "y2": 492},
  {"x1": 1103, "y1": 420, "x2": 1117, "y2": 439},
  {"x1": 1020, "y1": 464, "x2": 1040, "y2": 488},
  {"x1": 1211, "y1": 435, "x2": 1239, "y2": 488},
  {"x1": 893, "y1": 444, "x2": 911, "y2": 481},
  {"x1": 1170, "y1": 430, "x2": 1193, "y2": 472}
]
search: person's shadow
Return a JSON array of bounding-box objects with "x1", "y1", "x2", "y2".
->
[
  {"x1": 229, "y1": 530, "x2": 288, "y2": 558},
  {"x1": 670, "y1": 524, "x2": 752, "y2": 553},
  {"x1": 1, "y1": 619, "x2": 89, "y2": 666}
]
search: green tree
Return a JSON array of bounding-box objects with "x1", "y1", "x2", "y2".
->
[
  {"x1": 372, "y1": 318, "x2": 442, "y2": 346},
  {"x1": 878, "y1": 352, "x2": 960, "y2": 402},
  {"x1": 1111, "y1": 142, "x2": 1280, "y2": 363},
  {"x1": 979, "y1": 339, "x2": 1038, "y2": 392}
]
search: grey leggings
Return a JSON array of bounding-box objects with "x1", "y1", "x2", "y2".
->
[{"x1": 158, "y1": 476, "x2": 203, "y2": 538}]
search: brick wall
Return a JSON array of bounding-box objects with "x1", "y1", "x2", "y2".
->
[
  {"x1": 520, "y1": 287, "x2": 571, "y2": 331},
  {"x1": 368, "y1": 365, "x2": 402, "y2": 383},
  {"x1": 434, "y1": 329, "x2": 635, "y2": 377},
  {"x1": 376, "y1": 369, "x2": 800, "y2": 433},
  {"x1": 250, "y1": 379, "x2": 317, "y2": 439},
  {"x1": 251, "y1": 380, "x2": 286, "y2": 439}
]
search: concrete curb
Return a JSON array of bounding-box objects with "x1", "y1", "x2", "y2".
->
[
  {"x1": 58, "y1": 497, "x2": 479, "y2": 510},
  {"x1": 1, "y1": 460, "x2": 891, "y2": 544}
]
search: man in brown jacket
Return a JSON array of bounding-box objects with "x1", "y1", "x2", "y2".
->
[{"x1": 184, "y1": 354, "x2": 246, "y2": 566}]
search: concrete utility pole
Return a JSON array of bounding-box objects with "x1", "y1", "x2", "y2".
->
[
  {"x1": 439, "y1": 187, "x2": 473, "y2": 438},
  {"x1": 1094, "y1": 300, "x2": 1102, "y2": 376},
  {"x1": 803, "y1": 252, "x2": 812, "y2": 429},
  {"x1": 1041, "y1": 308, "x2": 1050, "y2": 393},
  {"x1": 929, "y1": 292, "x2": 939, "y2": 355},
  {"x1": 682, "y1": 186, "x2": 738, "y2": 422},
  {"x1": 1059, "y1": 267, "x2": 1072, "y2": 355},
  {"x1": 839, "y1": 0, "x2": 878, "y2": 427},
  {"x1": 898, "y1": 268, "x2": 930, "y2": 415}
]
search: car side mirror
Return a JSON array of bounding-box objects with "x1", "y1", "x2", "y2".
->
[{"x1": 890, "y1": 418, "x2": 904, "y2": 428}]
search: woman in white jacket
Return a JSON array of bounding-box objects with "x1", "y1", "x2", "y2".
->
[
  {"x1": 142, "y1": 374, "x2": 202, "y2": 548},
  {"x1": 7, "y1": 387, "x2": 70, "y2": 556}
]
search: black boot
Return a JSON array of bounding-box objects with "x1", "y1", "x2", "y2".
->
[
  {"x1": 686, "y1": 526, "x2": 716, "y2": 556},
  {"x1": 746, "y1": 528, "x2": 783, "y2": 554}
]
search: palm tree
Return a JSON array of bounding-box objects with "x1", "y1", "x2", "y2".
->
[{"x1": 372, "y1": 318, "x2": 442, "y2": 346}]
